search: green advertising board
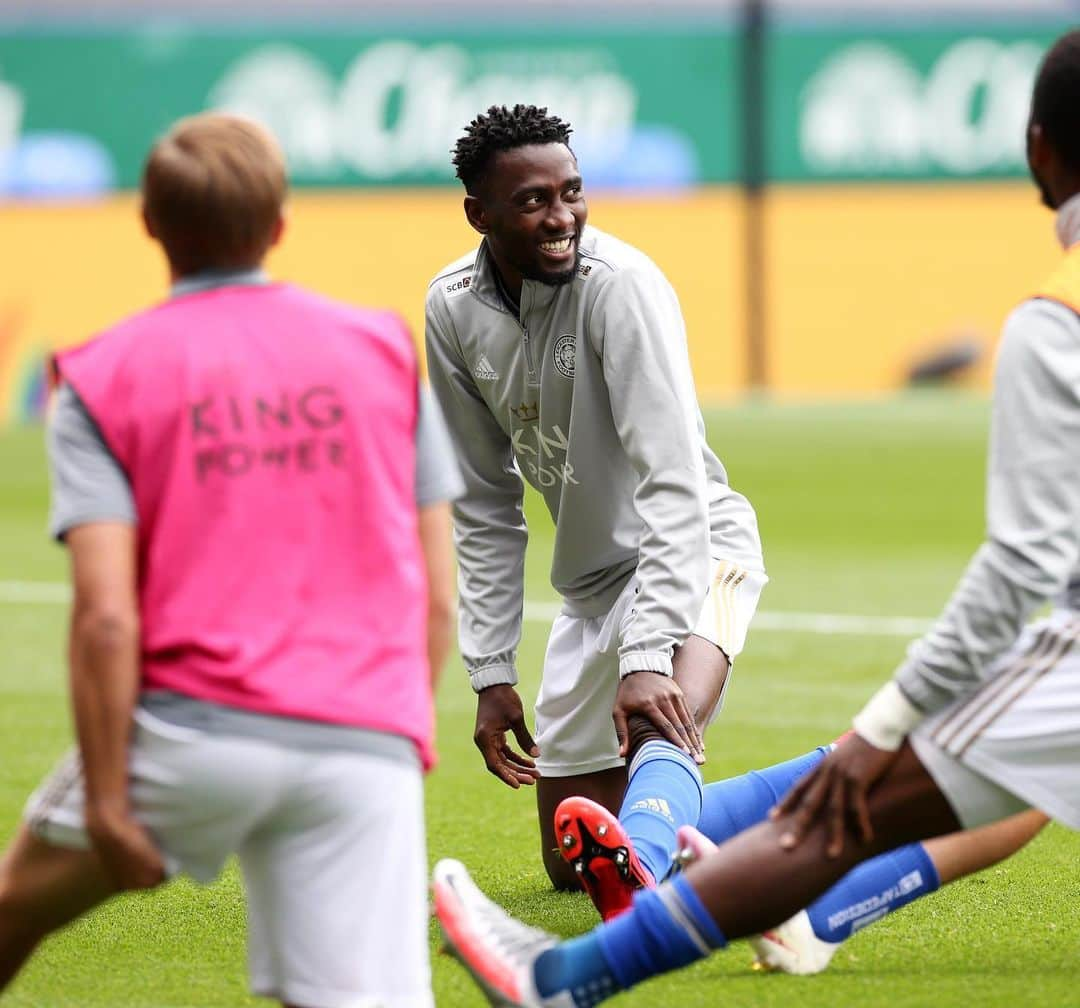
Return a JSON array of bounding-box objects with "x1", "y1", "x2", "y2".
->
[
  {"x1": 767, "y1": 26, "x2": 1061, "y2": 181},
  {"x1": 0, "y1": 26, "x2": 739, "y2": 190},
  {"x1": 0, "y1": 20, "x2": 1069, "y2": 192}
]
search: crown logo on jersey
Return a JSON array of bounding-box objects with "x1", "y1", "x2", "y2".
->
[{"x1": 511, "y1": 401, "x2": 539, "y2": 423}]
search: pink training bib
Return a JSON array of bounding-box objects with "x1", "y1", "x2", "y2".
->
[{"x1": 57, "y1": 283, "x2": 435, "y2": 769}]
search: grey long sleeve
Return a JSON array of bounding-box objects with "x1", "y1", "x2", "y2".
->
[
  {"x1": 425, "y1": 297, "x2": 528, "y2": 691},
  {"x1": 895, "y1": 298, "x2": 1080, "y2": 713},
  {"x1": 590, "y1": 267, "x2": 710, "y2": 676}
]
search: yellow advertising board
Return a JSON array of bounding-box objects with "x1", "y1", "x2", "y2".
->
[
  {"x1": 764, "y1": 183, "x2": 1058, "y2": 395},
  {"x1": 0, "y1": 183, "x2": 1061, "y2": 425}
]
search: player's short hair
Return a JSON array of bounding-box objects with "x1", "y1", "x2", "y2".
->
[
  {"x1": 1032, "y1": 29, "x2": 1080, "y2": 176},
  {"x1": 142, "y1": 112, "x2": 287, "y2": 276},
  {"x1": 451, "y1": 104, "x2": 573, "y2": 195}
]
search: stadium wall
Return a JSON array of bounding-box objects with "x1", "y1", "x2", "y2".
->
[
  {"x1": 0, "y1": 14, "x2": 1071, "y2": 423},
  {"x1": 0, "y1": 181, "x2": 1058, "y2": 423}
]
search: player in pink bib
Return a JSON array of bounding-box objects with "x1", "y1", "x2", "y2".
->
[{"x1": 0, "y1": 113, "x2": 460, "y2": 1008}]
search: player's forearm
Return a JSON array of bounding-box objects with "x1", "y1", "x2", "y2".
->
[
  {"x1": 619, "y1": 485, "x2": 711, "y2": 676},
  {"x1": 616, "y1": 389, "x2": 711, "y2": 671},
  {"x1": 893, "y1": 542, "x2": 1052, "y2": 714},
  {"x1": 455, "y1": 540, "x2": 526, "y2": 688},
  {"x1": 419, "y1": 502, "x2": 456, "y2": 688},
  {"x1": 428, "y1": 615, "x2": 454, "y2": 690},
  {"x1": 453, "y1": 498, "x2": 528, "y2": 689},
  {"x1": 69, "y1": 604, "x2": 140, "y2": 812},
  {"x1": 427, "y1": 317, "x2": 529, "y2": 687},
  {"x1": 457, "y1": 593, "x2": 525, "y2": 689},
  {"x1": 705, "y1": 476, "x2": 766, "y2": 573}
]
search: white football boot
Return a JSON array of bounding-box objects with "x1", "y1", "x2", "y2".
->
[
  {"x1": 672, "y1": 825, "x2": 839, "y2": 976},
  {"x1": 748, "y1": 910, "x2": 840, "y2": 975},
  {"x1": 432, "y1": 859, "x2": 576, "y2": 1008}
]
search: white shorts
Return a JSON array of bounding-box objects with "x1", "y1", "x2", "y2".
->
[
  {"x1": 534, "y1": 560, "x2": 767, "y2": 778},
  {"x1": 911, "y1": 609, "x2": 1080, "y2": 831},
  {"x1": 25, "y1": 709, "x2": 433, "y2": 1008}
]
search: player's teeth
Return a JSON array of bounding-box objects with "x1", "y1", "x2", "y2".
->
[{"x1": 541, "y1": 239, "x2": 571, "y2": 252}]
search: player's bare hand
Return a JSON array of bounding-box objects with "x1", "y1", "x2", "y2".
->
[
  {"x1": 612, "y1": 672, "x2": 704, "y2": 763},
  {"x1": 474, "y1": 684, "x2": 541, "y2": 789},
  {"x1": 86, "y1": 800, "x2": 166, "y2": 890},
  {"x1": 772, "y1": 733, "x2": 898, "y2": 857}
]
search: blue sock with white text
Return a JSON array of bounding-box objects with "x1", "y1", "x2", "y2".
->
[
  {"x1": 619, "y1": 740, "x2": 703, "y2": 883},
  {"x1": 805, "y1": 842, "x2": 940, "y2": 943},
  {"x1": 533, "y1": 931, "x2": 618, "y2": 1007},
  {"x1": 533, "y1": 875, "x2": 727, "y2": 1006}
]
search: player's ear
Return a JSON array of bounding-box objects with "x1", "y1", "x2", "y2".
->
[
  {"x1": 269, "y1": 209, "x2": 287, "y2": 249},
  {"x1": 140, "y1": 202, "x2": 158, "y2": 241},
  {"x1": 1027, "y1": 121, "x2": 1046, "y2": 168},
  {"x1": 464, "y1": 195, "x2": 489, "y2": 236}
]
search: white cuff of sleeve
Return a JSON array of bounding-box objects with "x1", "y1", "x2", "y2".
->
[
  {"x1": 618, "y1": 653, "x2": 674, "y2": 679},
  {"x1": 852, "y1": 680, "x2": 925, "y2": 752},
  {"x1": 469, "y1": 664, "x2": 518, "y2": 693}
]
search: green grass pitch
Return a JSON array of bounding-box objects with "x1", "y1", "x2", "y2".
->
[{"x1": 1, "y1": 392, "x2": 1078, "y2": 1007}]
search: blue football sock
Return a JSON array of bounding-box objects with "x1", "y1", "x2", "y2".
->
[
  {"x1": 534, "y1": 876, "x2": 727, "y2": 1005},
  {"x1": 619, "y1": 740, "x2": 703, "y2": 883},
  {"x1": 697, "y1": 746, "x2": 830, "y2": 844},
  {"x1": 805, "y1": 842, "x2": 940, "y2": 943},
  {"x1": 599, "y1": 876, "x2": 726, "y2": 990},
  {"x1": 534, "y1": 932, "x2": 619, "y2": 1008}
]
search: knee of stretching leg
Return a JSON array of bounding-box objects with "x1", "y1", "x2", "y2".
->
[
  {"x1": 0, "y1": 880, "x2": 45, "y2": 945},
  {"x1": 543, "y1": 849, "x2": 584, "y2": 892},
  {"x1": 624, "y1": 715, "x2": 668, "y2": 764}
]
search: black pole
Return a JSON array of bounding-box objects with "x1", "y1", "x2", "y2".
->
[{"x1": 740, "y1": 0, "x2": 767, "y2": 391}]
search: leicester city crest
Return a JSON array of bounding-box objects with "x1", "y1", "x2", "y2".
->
[{"x1": 553, "y1": 334, "x2": 576, "y2": 379}]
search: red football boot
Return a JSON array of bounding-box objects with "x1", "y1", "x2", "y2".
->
[{"x1": 553, "y1": 796, "x2": 654, "y2": 921}]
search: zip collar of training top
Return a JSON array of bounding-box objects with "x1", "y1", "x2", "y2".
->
[{"x1": 467, "y1": 236, "x2": 575, "y2": 322}]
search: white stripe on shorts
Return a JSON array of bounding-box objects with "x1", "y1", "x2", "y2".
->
[
  {"x1": 931, "y1": 618, "x2": 1080, "y2": 758},
  {"x1": 25, "y1": 750, "x2": 83, "y2": 840}
]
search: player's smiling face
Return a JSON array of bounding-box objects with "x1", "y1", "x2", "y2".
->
[{"x1": 466, "y1": 143, "x2": 587, "y2": 299}]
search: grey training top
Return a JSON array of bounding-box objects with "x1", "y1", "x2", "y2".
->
[
  {"x1": 894, "y1": 193, "x2": 1080, "y2": 714},
  {"x1": 426, "y1": 225, "x2": 765, "y2": 690},
  {"x1": 48, "y1": 269, "x2": 463, "y2": 759}
]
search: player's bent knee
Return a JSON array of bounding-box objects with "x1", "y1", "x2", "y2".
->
[
  {"x1": 624, "y1": 715, "x2": 667, "y2": 761},
  {"x1": 0, "y1": 873, "x2": 48, "y2": 951},
  {"x1": 548, "y1": 868, "x2": 583, "y2": 892},
  {"x1": 866, "y1": 744, "x2": 964, "y2": 844},
  {"x1": 542, "y1": 845, "x2": 583, "y2": 892},
  {"x1": 0, "y1": 831, "x2": 114, "y2": 942}
]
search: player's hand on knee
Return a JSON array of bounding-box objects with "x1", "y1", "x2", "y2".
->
[
  {"x1": 612, "y1": 672, "x2": 704, "y2": 763},
  {"x1": 86, "y1": 801, "x2": 166, "y2": 890},
  {"x1": 474, "y1": 684, "x2": 541, "y2": 789},
  {"x1": 773, "y1": 734, "x2": 898, "y2": 857}
]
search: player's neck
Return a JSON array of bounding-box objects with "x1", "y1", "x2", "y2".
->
[{"x1": 492, "y1": 264, "x2": 521, "y2": 316}]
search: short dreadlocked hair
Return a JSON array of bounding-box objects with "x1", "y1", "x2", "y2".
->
[
  {"x1": 452, "y1": 104, "x2": 573, "y2": 194},
  {"x1": 1032, "y1": 29, "x2": 1080, "y2": 176}
]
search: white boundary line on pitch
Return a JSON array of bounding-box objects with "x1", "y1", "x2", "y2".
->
[
  {"x1": 521, "y1": 601, "x2": 928, "y2": 636},
  {"x1": 0, "y1": 580, "x2": 72, "y2": 604},
  {"x1": 0, "y1": 581, "x2": 931, "y2": 637}
]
